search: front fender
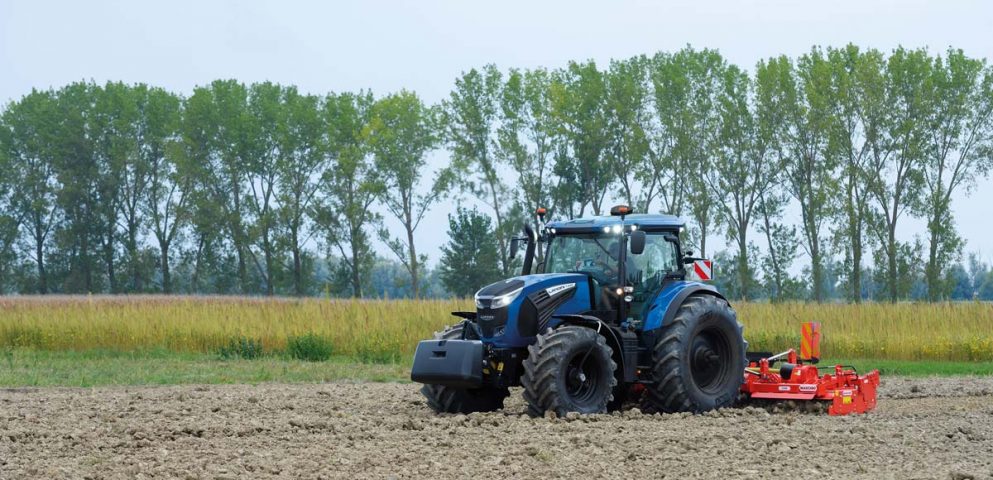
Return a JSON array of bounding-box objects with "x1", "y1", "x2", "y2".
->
[{"x1": 641, "y1": 281, "x2": 727, "y2": 332}]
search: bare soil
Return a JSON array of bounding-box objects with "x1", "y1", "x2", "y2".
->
[{"x1": 2, "y1": 377, "x2": 993, "y2": 479}]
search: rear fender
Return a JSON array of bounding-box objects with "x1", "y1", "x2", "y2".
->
[
  {"x1": 552, "y1": 315, "x2": 635, "y2": 383},
  {"x1": 641, "y1": 282, "x2": 728, "y2": 332}
]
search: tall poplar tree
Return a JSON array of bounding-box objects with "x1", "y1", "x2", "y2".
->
[{"x1": 365, "y1": 91, "x2": 445, "y2": 298}]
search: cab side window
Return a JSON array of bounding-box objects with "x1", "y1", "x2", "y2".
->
[{"x1": 627, "y1": 233, "x2": 679, "y2": 319}]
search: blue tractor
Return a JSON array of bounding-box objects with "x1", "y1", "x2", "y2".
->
[{"x1": 411, "y1": 206, "x2": 746, "y2": 416}]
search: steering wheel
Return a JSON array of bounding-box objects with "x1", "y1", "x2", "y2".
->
[
  {"x1": 596, "y1": 258, "x2": 618, "y2": 278},
  {"x1": 571, "y1": 258, "x2": 613, "y2": 285}
]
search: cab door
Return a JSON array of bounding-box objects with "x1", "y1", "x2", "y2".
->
[{"x1": 626, "y1": 232, "x2": 680, "y2": 323}]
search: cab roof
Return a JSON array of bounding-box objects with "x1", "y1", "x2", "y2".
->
[{"x1": 546, "y1": 213, "x2": 685, "y2": 233}]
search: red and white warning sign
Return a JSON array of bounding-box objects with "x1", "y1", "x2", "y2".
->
[{"x1": 693, "y1": 259, "x2": 713, "y2": 281}]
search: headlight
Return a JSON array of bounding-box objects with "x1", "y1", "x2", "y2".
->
[
  {"x1": 476, "y1": 287, "x2": 523, "y2": 310},
  {"x1": 491, "y1": 287, "x2": 523, "y2": 309},
  {"x1": 474, "y1": 292, "x2": 486, "y2": 309}
]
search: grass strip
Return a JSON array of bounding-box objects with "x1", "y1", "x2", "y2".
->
[{"x1": 2, "y1": 349, "x2": 992, "y2": 388}]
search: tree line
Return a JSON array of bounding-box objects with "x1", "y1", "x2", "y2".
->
[{"x1": 0, "y1": 45, "x2": 991, "y2": 301}]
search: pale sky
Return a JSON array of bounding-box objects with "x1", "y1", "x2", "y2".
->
[{"x1": 2, "y1": 0, "x2": 992, "y2": 270}]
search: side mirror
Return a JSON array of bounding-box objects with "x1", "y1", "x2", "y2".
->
[
  {"x1": 630, "y1": 230, "x2": 646, "y2": 255},
  {"x1": 680, "y1": 249, "x2": 693, "y2": 264},
  {"x1": 509, "y1": 238, "x2": 520, "y2": 259}
]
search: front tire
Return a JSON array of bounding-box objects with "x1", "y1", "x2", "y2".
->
[
  {"x1": 522, "y1": 326, "x2": 617, "y2": 417},
  {"x1": 641, "y1": 295, "x2": 746, "y2": 414},
  {"x1": 420, "y1": 324, "x2": 509, "y2": 414}
]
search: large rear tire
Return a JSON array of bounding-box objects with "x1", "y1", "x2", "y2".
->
[
  {"x1": 641, "y1": 295, "x2": 746, "y2": 414},
  {"x1": 522, "y1": 326, "x2": 617, "y2": 417},
  {"x1": 419, "y1": 324, "x2": 509, "y2": 414}
]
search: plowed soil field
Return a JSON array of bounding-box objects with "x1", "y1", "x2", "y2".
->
[{"x1": 3, "y1": 377, "x2": 993, "y2": 479}]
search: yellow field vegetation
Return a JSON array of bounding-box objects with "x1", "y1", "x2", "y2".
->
[{"x1": 0, "y1": 296, "x2": 991, "y2": 362}]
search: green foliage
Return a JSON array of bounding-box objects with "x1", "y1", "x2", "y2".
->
[
  {"x1": 0, "y1": 46, "x2": 990, "y2": 302},
  {"x1": 604, "y1": 56, "x2": 652, "y2": 207},
  {"x1": 707, "y1": 59, "x2": 781, "y2": 299},
  {"x1": 756, "y1": 50, "x2": 840, "y2": 302},
  {"x1": 439, "y1": 208, "x2": 503, "y2": 297},
  {"x1": 275, "y1": 86, "x2": 326, "y2": 296},
  {"x1": 1, "y1": 346, "x2": 12, "y2": 369},
  {"x1": 444, "y1": 65, "x2": 520, "y2": 276},
  {"x1": 549, "y1": 60, "x2": 613, "y2": 217},
  {"x1": 0, "y1": 144, "x2": 17, "y2": 293},
  {"x1": 918, "y1": 49, "x2": 993, "y2": 301},
  {"x1": 286, "y1": 333, "x2": 334, "y2": 362},
  {"x1": 366, "y1": 90, "x2": 443, "y2": 298},
  {"x1": 496, "y1": 67, "x2": 557, "y2": 238},
  {"x1": 217, "y1": 337, "x2": 265, "y2": 360},
  {"x1": 315, "y1": 91, "x2": 381, "y2": 298}
]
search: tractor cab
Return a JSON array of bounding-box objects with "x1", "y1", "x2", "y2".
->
[{"x1": 535, "y1": 208, "x2": 686, "y2": 327}]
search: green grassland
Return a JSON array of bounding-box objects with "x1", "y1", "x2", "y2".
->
[
  {"x1": 1, "y1": 296, "x2": 991, "y2": 386},
  {"x1": 0, "y1": 349, "x2": 408, "y2": 387},
  {"x1": 1, "y1": 348, "x2": 990, "y2": 388}
]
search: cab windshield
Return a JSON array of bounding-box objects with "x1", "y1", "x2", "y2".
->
[
  {"x1": 544, "y1": 231, "x2": 681, "y2": 315},
  {"x1": 545, "y1": 233, "x2": 626, "y2": 285}
]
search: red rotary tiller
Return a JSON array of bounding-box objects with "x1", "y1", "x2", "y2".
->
[{"x1": 740, "y1": 322, "x2": 880, "y2": 415}]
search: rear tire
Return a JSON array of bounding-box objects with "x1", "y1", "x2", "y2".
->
[
  {"x1": 522, "y1": 326, "x2": 617, "y2": 417},
  {"x1": 419, "y1": 324, "x2": 509, "y2": 414},
  {"x1": 641, "y1": 295, "x2": 746, "y2": 414}
]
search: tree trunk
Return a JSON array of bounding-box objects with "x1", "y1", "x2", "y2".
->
[
  {"x1": 160, "y1": 241, "x2": 172, "y2": 294},
  {"x1": 887, "y1": 224, "x2": 898, "y2": 303},
  {"x1": 350, "y1": 231, "x2": 362, "y2": 298},
  {"x1": 81, "y1": 233, "x2": 93, "y2": 293},
  {"x1": 736, "y1": 230, "x2": 748, "y2": 300},
  {"x1": 192, "y1": 233, "x2": 206, "y2": 293},
  {"x1": 128, "y1": 223, "x2": 140, "y2": 292},
  {"x1": 35, "y1": 225, "x2": 47, "y2": 294},
  {"x1": 852, "y1": 229, "x2": 863, "y2": 303},
  {"x1": 290, "y1": 228, "x2": 303, "y2": 297},
  {"x1": 237, "y1": 247, "x2": 248, "y2": 294},
  {"x1": 699, "y1": 220, "x2": 708, "y2": 259},
  {"x1": 846, "y1": 176, "x2": 863, "y2": 303},
  {"x1": 488, "y1": 183, "x2": 508, "y2": 276},
  {"x1": 924, "y1": 200, "x2": 949, "y2": 302},
  {"x1": 105, "y1": 238, "x2": 116, "y2": 294},
  {"x1": 760, "y1": 206, "x2": 783, "y2": 302},
  {"x1": 925, "y1": 220, "x2": 941, "y2": 301},
  {"x1": 232, "y1": 182, "x2": 248, "y2": 294},
  {"x1": 264, "y1": 235, "x2": 274, "y2": 296},
  {"x1": 407, "y1": 224, "x2": 419, "y2": 298},
  {"x1": 809, "y1": 230, "x2": 823, "y2": 303},
  {"x1": 926, "y1": 228, "x2": 940, "y2": 301}
]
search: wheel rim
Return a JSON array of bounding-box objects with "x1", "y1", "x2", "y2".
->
[
  {"x1": 564, "y1": 350, "x2": 604, "y2": 404},
  {"x1": 689, "y1": 327, "x2": 733, "y2": 394}
]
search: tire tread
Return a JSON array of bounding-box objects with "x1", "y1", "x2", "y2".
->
[
  {"x1": 641, "y1": 295, "x2": 746, "y2": 414},
  {"x1": 522, "y1": 326, "x2": 617, "y2": 417}
]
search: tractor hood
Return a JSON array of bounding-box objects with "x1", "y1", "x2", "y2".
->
[
  {"x1": 474, "y1": 273, "x2": 588, "y2": 305},
  {"x1": 474, "y1": 273, "x2": 593, "y2": 347}
]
